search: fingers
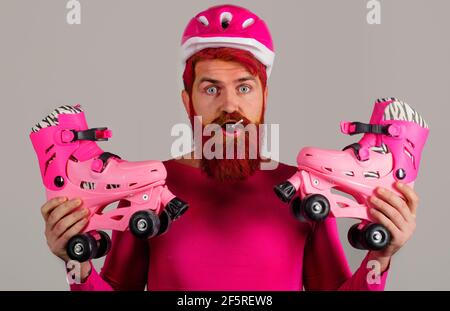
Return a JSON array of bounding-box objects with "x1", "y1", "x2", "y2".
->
[
  {"x1": 374, "y1": 187, "x2": 413, "y2": 222},
  {"x1": 369, "y1": 207, "x2": 401, "y2": 238},
  {"x1": 41, "y1": 197, "x2": 67, "y2": 221},
  {"x1": 42, "y1": 197, "x2": 88, "y2": 262},
  {"x1": 58, "y1": 218, "x2": 89, "y2": 247},
  {"x1": 53, "y1": 208, "x2": 89, "y2": 238},
  {"x1": 369, "y1": 195, "x2": 406, "y2": 231},
  {"x1": 46, "y1": 198, "x2": 82, "y2": 230},
  {"x1": 395, "y1": 182, "x2": 419, "y2": 216}
]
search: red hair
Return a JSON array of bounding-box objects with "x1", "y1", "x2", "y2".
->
[
  {"x1": 182, "y1": 48, "x2": 268, "y2": 122},
  {"x1": 183, "y1": 47, "x2": 267, "y2": 94}
]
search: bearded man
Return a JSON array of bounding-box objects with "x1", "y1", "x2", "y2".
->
[{"x1": 40, "y1": 4, "x2": 420, "y2": 291}]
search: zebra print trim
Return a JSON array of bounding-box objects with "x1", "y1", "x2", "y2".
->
[
  {"x1": 80, "y1": 182, "x2": 121, "y2": 190},
  {"x1": 364, "y1": 171, "x2": 380, "y2": 179},
  {"x1": 31, "y1": 105, "x2": 83, "y2": 133},
  {"x1": 106, "y1": 184, "x2": 120, "y2": 189},
  {"x1": 371, "y1": 143, "x2": 389, "y2": 154},
  {"x1": 80, "y1": 181, "x2": 96, "y2": 190},
  {"x1": 376, "y1": 98, "x2": 428, "y2": 129}
]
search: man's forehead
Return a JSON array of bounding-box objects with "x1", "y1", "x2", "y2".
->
[{"x1": 194, "y1": 60, "x2": 256, "y2": 83}]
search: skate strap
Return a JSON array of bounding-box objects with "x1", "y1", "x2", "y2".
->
[
  {"x1": 61, "y1": 127, "x2": 112, "y2": 143},
  {"x1": 342, "y1": 143, "x2": 369, "y2": 161},
  {"x1": 340, "y1": 121, "x2": 390, "y2": 136},
  {"x1": 91, "y1": 152, "x2": 121, "y2": 173}
]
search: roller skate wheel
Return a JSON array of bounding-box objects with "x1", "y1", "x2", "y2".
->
[
  {"x1": 156, "y1": 210, "x2": 172, "y2": 236},
  {"x1": 73, "y1": 243, "x2": 84, "y2": 256},
  {"x1": 137, "y1": 219, "x2": 148, "y2": 231},
  {"x1": 347, "y1": 223, "x2": 366, "y2": 250},
  {"x1": 311, "y1": 202, "x2": 323, "y2": 214},
  {"x1": 94, "y1": 230, "x2": 112, "y2": 259},
  {"x1": 362, "y1": 223, "x2": 391, "y2": 250},
  {"x1": 371, "y1": 231, "x2": 383, "y2": 243},
  {"x1": 290, "y1": 196, "x2": 306, "y2": 222},
  {"x1": 67, "y1": 233, "x2": 98, "y2": 262},
  {"x1": 301, "y1": 194, "x2": 330, "y2": 222},
  {"x1": 129, "y1": 210, "x2": 160, "y2": 239}
]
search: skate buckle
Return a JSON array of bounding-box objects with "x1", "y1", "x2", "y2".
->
[
  {"x1": 61, "y1": 130, "x2": 75, "y2": 143},
  {"x1": 386, "y1": 124, "x2": 404, "y2": 137},
  {"x1": 343, "y1": 143, "x2": 370, "y2": 161},
  {"x1": 340, "y1": 121, "x2": 355, "y2": 135},
  {"x1": 61, "y1": 127, "x2": 112, "y2": 143},
  {"x1": 91, "y1": 159, "x2": 104, "y2": 173},
  {"x1": 91, "y1": 152, "x2": 121, "y2": 173}
]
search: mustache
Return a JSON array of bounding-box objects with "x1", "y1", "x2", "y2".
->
[{"x1": 211, "y1": 112, "x2": 252, "y2": 127}]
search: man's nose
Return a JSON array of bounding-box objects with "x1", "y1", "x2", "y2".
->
[{"x1": 220, "y1": 89, "x2": 239, "y2": 114}]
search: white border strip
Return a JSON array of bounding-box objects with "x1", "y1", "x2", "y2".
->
[{"x1": 181, "y1": 36, "x2": 275, "y2": 78}]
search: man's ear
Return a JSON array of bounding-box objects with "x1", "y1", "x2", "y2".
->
[
  {"x1": 181, "y1": 90, "x2": 191, "y2": 116},
  {"x1": 263, "y1": 86, "x2": 268, "y2": 111}
]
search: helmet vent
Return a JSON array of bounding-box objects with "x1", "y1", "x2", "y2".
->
[
  {"x1": 242, "y1": 18, "x2": 255, "y2": 29},
  {"x1": 220, "y1": 12, "x2": 233, "y2": 29},
  {"x1": 197, "y1": 15, "x2": 209, "y2": 26}
]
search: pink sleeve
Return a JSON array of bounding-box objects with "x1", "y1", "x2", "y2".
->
[
  {"x1": 303, "y1": 217, "x2": 390, "y2": 291},
  {"x1": 70, "y1": 261, "x2": 113, "y2": 291},
  {"x1": 69, "y1": 229, "x2": 150, "y2": 291}
]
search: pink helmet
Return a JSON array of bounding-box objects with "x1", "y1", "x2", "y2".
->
[{"x1": 181, "y1": 4, "x2": 275, "y2": 77}]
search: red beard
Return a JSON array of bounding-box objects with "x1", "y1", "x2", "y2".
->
[
  {"x1": 197, "y1": 112, "x2": 263, "y2": 182},
  {"x1": 201, "y1": 157, "x2": 260, "y2": 182}
]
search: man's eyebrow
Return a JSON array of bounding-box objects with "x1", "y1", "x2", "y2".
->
[
  {"x1": 198, "y1": 77, "x2": 222, "y2": 85},
  {"x1": 197, "y1": 76, "x2": 257, "y2": 85},
  {"x1": 234, "y1": 76, "x2": 257, "y2": 83}
]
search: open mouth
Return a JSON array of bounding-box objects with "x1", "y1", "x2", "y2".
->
[{"x1": 221, "y1": 119, "x2": 244, "y2": 136}]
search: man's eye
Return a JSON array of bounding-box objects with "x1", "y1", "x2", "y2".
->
[
  {"x1": 238, "y1": 85, "x2": 251, "y2": 94},
  {"x1": 206, "y1": 86, "x2": 218, "y2": 95}
]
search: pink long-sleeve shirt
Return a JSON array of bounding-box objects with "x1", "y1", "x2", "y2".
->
[{"x1": 70, "y1": 160, "x2": 389, "y2": 291}]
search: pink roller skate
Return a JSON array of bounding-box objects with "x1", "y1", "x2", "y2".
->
[
  {"x1": 30, "y1": 105, "x2": 189, "y2": 262},
  {"x1": 274, "y1": 98, "x2": 429, "y2": 250}
]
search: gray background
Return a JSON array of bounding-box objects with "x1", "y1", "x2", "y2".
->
[{"x1": 0, "y1": 0, "x2": 448, "y2": 290}]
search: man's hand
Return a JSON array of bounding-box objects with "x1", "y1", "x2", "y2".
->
[
  {"x1": 41, "y1": 197, "x2": 92, "y2": 282},
  {"x1": 41, "y1": 197, "x2": 89, "y2": 262},
  {"x1": 367, "y1": 181, "x2": 419, "y2": 270}
]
